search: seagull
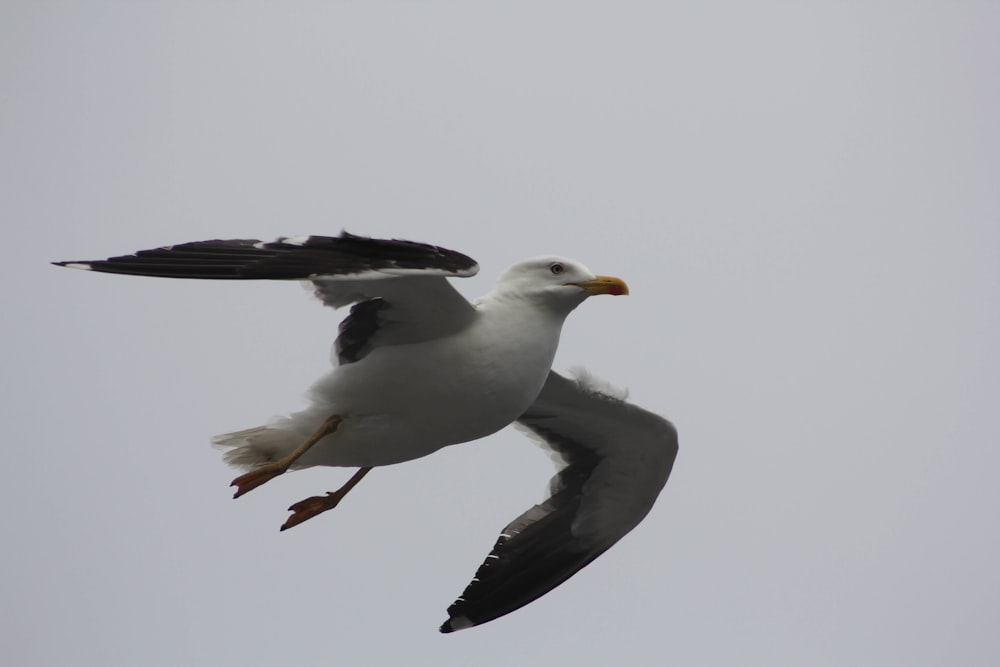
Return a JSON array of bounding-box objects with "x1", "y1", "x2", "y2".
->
[{"x1": 54, "y1": 231, "x2": 678, "y2": 632}]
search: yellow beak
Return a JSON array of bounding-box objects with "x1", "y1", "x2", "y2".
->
[{"x1": 573, "y1": 275, "x2": 629, "y2": 296}]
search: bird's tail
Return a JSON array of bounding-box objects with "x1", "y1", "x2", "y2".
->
[{"x1": 211, "y1": 417, "x2": 317, "y2": 470}]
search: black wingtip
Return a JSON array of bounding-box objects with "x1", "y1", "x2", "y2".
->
[{"x1": 438, "y1": 615, "x2": 474, "y2": 634}]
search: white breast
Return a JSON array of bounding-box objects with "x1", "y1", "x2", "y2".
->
[{"x1": 298, "y1": 298, "x2": 566, "y2": 467}]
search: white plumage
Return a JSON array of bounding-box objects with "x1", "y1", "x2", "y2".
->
[
  {"x1": 54, "y1": 232, "x2": 678, "y2": 632},
  {"x1": 214, "y1": 254, "x2": 596, "y2": 469}
]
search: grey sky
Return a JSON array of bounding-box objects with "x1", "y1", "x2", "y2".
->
[{"x1": 4, "y1": 2, "x2": 999, "y2": 665}]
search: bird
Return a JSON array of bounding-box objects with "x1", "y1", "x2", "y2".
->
[{"x1": 54, "y1": 231, "x2": 678, "y2": 632}]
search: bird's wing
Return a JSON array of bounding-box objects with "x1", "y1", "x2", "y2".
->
[
  {"x1": 440, "y1": 368, "x2": 678, "y2": 633},
  {"x1": 54, "y1": 232, "x2": 480, "y2": 362}
]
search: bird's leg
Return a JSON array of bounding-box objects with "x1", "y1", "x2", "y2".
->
[
  {"x1": 280, "y1": 467, "x2": 373, "y2": 532},
  {"x1": 230, "y1": 414, "x2": 342, "y2": 499}
]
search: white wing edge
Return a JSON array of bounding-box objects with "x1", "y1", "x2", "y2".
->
[{"x1": 439, "y1": 369, "x2": 678, "y2": 632}]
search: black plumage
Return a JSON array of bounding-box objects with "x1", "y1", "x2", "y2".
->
[
  {"x1": 440, "y1": 371, "x2": 678, "y2": 632},
  {"x1": 52, "y1": 231, "x2": 477, "y2": 280},
  {"x1": 335, "y1": 298, "x2": 389, "y2": 365}
]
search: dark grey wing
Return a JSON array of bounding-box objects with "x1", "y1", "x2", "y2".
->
[
  {"x1": 55, "y1": 231, "x2": 481, "y2": 361},
  {"x1": 53, "y1": 231, "x2": 477, "y2": 281},
  {"x1": 440, "y1": 369, "x2": 678, "y2": 633}
]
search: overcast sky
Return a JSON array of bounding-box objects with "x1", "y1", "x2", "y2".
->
[{"x1": 4, "y1": 2, "x2": 999, "y2": 666}]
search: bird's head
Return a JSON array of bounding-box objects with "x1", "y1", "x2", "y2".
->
[{"x1": 492, "y1": 256, "x2": 628, "y2": 314}]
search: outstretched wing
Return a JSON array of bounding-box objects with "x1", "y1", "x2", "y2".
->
[
  {"x1": 440, "y1": 369, "x2": 678, "y2": 633},
  {"x1": 54, "y1": 231, "x2": 481, "y2": 363},
  {"x1": 53, "y1": 231, "x2": 477, "y2": 281}
]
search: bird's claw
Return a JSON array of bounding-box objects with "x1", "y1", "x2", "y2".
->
[
  {"x1": 230, "y1": 466, "x2": 285, "y2": 498},
  {"x1": 280, "y1": 492, "x2": 343, "y2": 531}
]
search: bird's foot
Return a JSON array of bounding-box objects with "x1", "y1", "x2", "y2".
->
[
  {"x1": 230, "y1": 464, "x2": 287, "y2": 499},
  {"x1": 230, "y1": 414, "x2": 343, "y2": 499},
  {"x1": 280, "y1": 491, "x2": 345, "y2": 531}
]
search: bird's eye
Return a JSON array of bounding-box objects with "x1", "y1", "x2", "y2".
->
[{"x1": 549, "y1": 263, "x2": 565, "y2": 275}]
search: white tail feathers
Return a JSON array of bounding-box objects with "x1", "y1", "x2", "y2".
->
[
  {"x1": 212, "y1": 394, "x2": 345, "y2": 470},
  {"x1": 212, "y1": 426, "x2": 281, "y2": 469},
  {"x1": 211, "y1": 420, "x2": 315, "y2": 470}
]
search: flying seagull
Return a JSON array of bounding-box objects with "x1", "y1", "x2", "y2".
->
[{"x1": 54, "y1": 231, "x2": 678, "y2": 632}]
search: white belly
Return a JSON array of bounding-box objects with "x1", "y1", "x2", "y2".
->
[{"x1": 295, "y1": 309, "x2": 563, "y2": 467}]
